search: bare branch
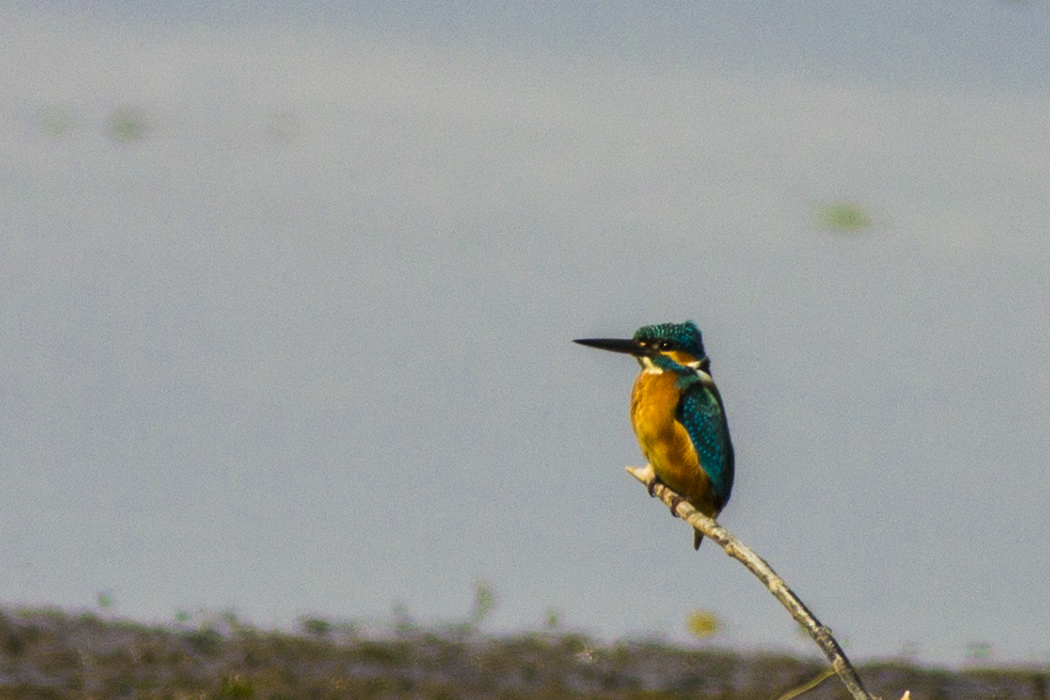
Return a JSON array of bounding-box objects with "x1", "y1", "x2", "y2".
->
[{"x1": 625, "y1": 465, "x2": 878, "y2": 700}]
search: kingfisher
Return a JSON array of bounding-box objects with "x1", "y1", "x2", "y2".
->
[{"x1": 574, "y1": 321, "x2": 734, "y2": 549}]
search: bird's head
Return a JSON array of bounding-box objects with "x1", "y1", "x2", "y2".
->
[{"x1": 574, "y1": 320, "x2": 708, "y2": 370}]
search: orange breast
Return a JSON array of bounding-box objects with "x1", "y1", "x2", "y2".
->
[{"x1": 630, "y1": 370, "x2": 719, "y2": 516}]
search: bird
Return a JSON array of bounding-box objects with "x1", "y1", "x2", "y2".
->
[{"x1": 574, "y1": 321, "x2": 734, "y2": 549}]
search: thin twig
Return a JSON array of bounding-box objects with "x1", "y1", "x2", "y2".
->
[
  {"x1": 625, "y1": 465, "x2": 877, "y2": 700},
  {"x1": 775, "y1": 667, "x2": 836, "y2": 700}
]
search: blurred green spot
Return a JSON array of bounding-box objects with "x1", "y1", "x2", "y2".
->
[
  {"x1": 818, "y1": 202, "x2": 871, "y2": 233},
  {"x1": 544, "y1": 608, "x2": 561, "y2": 630},
  {"x1": 107, "y1": 106, "x2": 150, "y2": 143},
  {"x1": 97, "y1": 592, "x2": 114, "y2": 609},
  {"x1": 686, "y1": 609, "x2": 721, "y2": 639},
  {"x1": 471, "y1": 580, "x2": 497, "y2": 626},
  {"x1": 220, "y1": 610, "x2": 243, "y2": 631},
  {"x1": 174, "y1": 609, "x2": 192, "y2": 623},
  {"x1": 299, "y1": 616, "x2": 332, "y2": 638}
]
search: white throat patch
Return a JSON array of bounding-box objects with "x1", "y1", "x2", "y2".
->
[
  {"x1": 640, "y1": 356, "x2": 663, "y2": 374},
  {"x1": 692, "y1": 364, "x2": 715, "y2": 384}
]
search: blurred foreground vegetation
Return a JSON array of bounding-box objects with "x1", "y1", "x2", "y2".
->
[{"x1": 0, "y1": 606, "x2": 1046, "y2": 700}]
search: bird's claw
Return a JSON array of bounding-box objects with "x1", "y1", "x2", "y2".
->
[
  {"x1": 646, "y1": 476, "x2": 668, "y2": 499},
  {"x1": 668, "y1": 494, "x2": 685, "y2": 518},
  {"x1": 645, "y1": 476, "x2": 683, "y2": 517}
]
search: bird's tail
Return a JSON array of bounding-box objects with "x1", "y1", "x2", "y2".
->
[{"x1": 693, "y1": 530, "x2": 703, "y2": 550}]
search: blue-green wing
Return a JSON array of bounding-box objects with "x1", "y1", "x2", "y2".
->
[{"x1": 675, "y1": 375, "x2": 734, "y2": 509}]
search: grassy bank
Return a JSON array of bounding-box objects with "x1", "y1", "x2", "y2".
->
[{"x1": 0, "y1": 607, "x2": 1044, "y2": 699}]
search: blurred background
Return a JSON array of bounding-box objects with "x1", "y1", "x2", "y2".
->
[{"x1": 1, "y1": 0, "x2": 1049, "y2": 667}]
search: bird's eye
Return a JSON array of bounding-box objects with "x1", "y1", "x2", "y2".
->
[{"x1": 658, "y1": 341, "x2": 671, "y2": 350}]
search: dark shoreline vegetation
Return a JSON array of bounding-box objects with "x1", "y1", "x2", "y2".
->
[{"x1": 0, "y1": 607, "x2": 1045, "y2": 700}]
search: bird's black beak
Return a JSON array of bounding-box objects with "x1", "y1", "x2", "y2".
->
[{"x1": 573, "y1": 337, "x2": 651, "y2": 356}]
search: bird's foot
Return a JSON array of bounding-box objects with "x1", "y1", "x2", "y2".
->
[
  {"x1": 646, "y1": 476, "x2": 664, "y2": 498},
  {"x1": 668, "y1": 494, "x2": 685, "y2": 517}
]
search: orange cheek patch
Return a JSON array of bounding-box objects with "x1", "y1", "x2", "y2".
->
[{"x1": 664, "y1": 350, "x2": 699, "y2": 366}]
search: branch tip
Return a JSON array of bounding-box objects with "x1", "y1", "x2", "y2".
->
[{"x1": 625, "y1": 467, "x2": 875, "y2": 700}]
